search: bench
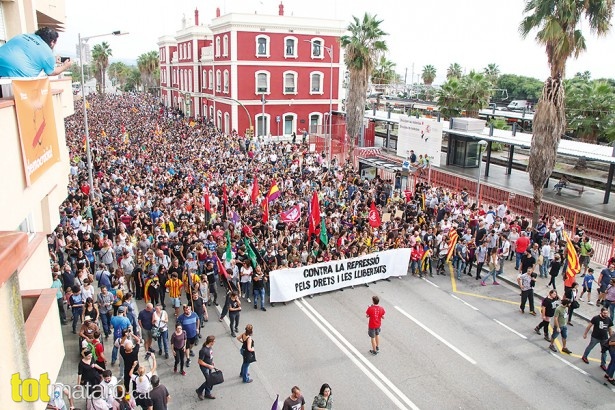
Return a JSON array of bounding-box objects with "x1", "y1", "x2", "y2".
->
[{"x1": 554, "y1": 183, "x2": 584, "y2": 196}]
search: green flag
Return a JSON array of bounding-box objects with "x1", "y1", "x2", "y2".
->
[
  {"x1": 320, "y1": 217, "x2": 328, "y2": 247},
  {"x1": 225, "y1": 231, "x2": 232, "y2": 262},
  {"x1": 244, "y1": 238, "x2": 258, "y2": 268}
]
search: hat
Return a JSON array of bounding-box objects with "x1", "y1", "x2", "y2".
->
[
  {"x1": 118, "y1": 306, "x2": 126, "y2": 313},
  {"x1": 84, "y1": 315, "x2": 92, "y2": 322}
]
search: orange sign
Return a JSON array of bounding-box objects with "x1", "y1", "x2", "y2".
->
[{"x1": 12, "y1": 78, "x2": 61, "y2": 186}]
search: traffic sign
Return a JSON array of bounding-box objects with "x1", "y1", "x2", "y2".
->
[{"x1": 276, "y1": 115, "x2": 281, "y2": 123}]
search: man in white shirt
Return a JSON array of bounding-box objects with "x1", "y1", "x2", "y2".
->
[{"x1": 100, "y1": 369, "x2": 118, "y2": 408}]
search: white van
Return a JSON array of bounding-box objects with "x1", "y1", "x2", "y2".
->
[{"x1": 506, "y1": 100, "x2": 532, "y2": 111}]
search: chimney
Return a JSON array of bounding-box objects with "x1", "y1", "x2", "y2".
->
[
  {"x1": 279, "y1": 1, "x2": 284, "y2": 16},
  {"x1": 194, "y1": 8, "x2": 199, "y2": 26},
  {"x1": 216, "y1": 7, "x2": 221, "y2": 18}
]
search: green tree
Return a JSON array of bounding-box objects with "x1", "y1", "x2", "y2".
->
[
  {"x1": 124, "y1": 67, "x2": 142, "y2": 92},
  {"x1": 459, "y1": 71, "x2": 494, "y2": 118},
  {"x1": 436, "y1": 77, "x2": 463, "y2": 119},
  {"x1": 566, "y1": 78, "x2": 615, "y2": 143},
  {"x1": 496, "y1": 74, "x2": 543, "y2": 101},
  {"x1": 446, "y1": 63, "x2": 463, "y2": 79},
  {"x1": 108, "y1": 62, "x2": 130, "y2": 89},
  {"x1": 520, "y1": 0, "x2": 614, "y2": 225},
  {"x1": 137, "y1": 51, "x2": 160, "y2": 94},
  {"x1": 483, "y1": 63, "x2": 500, "y2": 85},
  {"x1": 91, "y1": 42, "x2": 113, "y2": 93},
  {"x1": 421, "y1": 64, "x2": 437, "y2": 85},
  {"x1": 341, "y1": 13, "x2": 387, "y2": 159},
  {"x1": 371, "y1": 55, "x2": 397, "y2": 85}
]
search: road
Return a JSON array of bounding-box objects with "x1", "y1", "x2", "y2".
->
[{"x1": 58, "y1": 268, "x2": 614, "y2": 409}]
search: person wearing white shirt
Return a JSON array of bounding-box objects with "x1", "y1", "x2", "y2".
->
[
  {"x1": 540, "y1": 242, "x2": 551, "y2": 278},
  {"x1": 100, "y1": 370, "x2": 118, "y2": 408}
]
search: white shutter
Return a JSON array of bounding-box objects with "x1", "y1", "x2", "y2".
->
[{"x1": 0, "y1": 3, "x2": 7, "y2": 45}]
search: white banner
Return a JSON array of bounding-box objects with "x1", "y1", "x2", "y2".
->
[
  {"x1": 269, "y1": 248, "x2": 411, "y2": 302},
  {"x1": 396, "y1": 116, "x2": 443, "y2": 167}
]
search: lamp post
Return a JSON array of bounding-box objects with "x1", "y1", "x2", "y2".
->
[
  {"x1": 79, "y1": 30, "x2": 127, "y2": 200},
  {"x1": 476, "y1": 140, "x2": 488, "y2": 206},
  {"x1": 220, "y1": 97, "x2": 252, "y2": 135},
  {"x1": 305, "y1": 40, "x2": 333, "y2": 161}
]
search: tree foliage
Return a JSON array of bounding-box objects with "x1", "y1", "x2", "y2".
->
[
  {"x1": 436, "y1": 71, "x2": 495, "y2": 119},
  {"x1": 565, "y1": 76, "x2": 615, "y2": 143},
  {"x1": 421, "y1": 64, "x2": 436, "y2": 85},
  {"x1": 91, "y1": 42, "x2": 113, "y2": 94},
  {"x1": 496, "y1": 74, "x2": 543, "y2": 101},
  {"x1": 341, "y1": 13, "x2": 387, "y2": 157},
  {"x1": 137, "y1": 51, "x2": 160, "y2": 94}
]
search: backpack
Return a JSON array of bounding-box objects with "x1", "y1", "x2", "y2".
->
[
  {"x1": 116, "y1": 399, "x2": 131, "y2": 410},
  {"x1": 86, "y1": 340, "x2": 99, "y2": 362}
]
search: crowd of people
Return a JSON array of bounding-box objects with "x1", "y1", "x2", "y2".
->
[{"x1": 48, "y1": 92, "x2": 615, "y2": 408}]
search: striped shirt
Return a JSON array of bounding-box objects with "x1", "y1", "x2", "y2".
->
[{"x1": 165, "y1": 278, "x2": 183, "y2": 298}]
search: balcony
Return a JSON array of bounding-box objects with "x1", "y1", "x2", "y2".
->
[
  {"x1": 0, "y1": 76, "x2": 71, "y2": 235},
  {"x1": 0, "y1": 232, "x2": 64, "y2": 410}
]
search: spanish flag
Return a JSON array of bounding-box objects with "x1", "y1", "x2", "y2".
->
[
  {"x1": 563, "y1": 231, "x2": 580, "y2": 287},
  {"x1": 446, "y1": 229, "x2": 458, "y2": 261},
  {"x1": 267, "y1": 180, "x2": 280, "y2": 202}
]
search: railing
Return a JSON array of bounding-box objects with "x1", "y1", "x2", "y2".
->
[{"x1": 419, "y1": 167, "x2": 615, "y2": 266}]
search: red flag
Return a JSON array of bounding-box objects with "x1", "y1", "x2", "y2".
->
[
  {"x1": 308, "y1": 191, "x2": 320, "y2": 239},
  {"x1": 368, "y1": 202, "x2": 381, "y2": 228},
  {"x1": 251, "y1": 176, "x2": 259, "y2": 205},
  {"x1": 223, "y1": 184, "x2": 228, "y2": 205},
  {"x1": 203, "y1": 187, "x2": 211, "y2": 213},
  {"x1": 262, "y1": 196, "x2": 269, "y2": 223},
  {"x1": 280, "y1": 204, "x2": 301, "y2": 223},
  {"x1": 215, "y1": 255, "x2": 230, "y2": 281}
]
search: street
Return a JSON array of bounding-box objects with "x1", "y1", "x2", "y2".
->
[{"x1": 58, "y1": 267, "x2": 614, "y2": 409}]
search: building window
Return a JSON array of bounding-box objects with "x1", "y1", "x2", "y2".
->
[
  {"x1": 255, "y1": 114, "x2": 270, "y2": 136},
  {"x1": 209, "y1": 70, "x2": 213, "y2": 90},
  {"x1": 173, "y1": 69, "x2": 177, "y2": 85},
  {"x1": 223, "y1": 35, "x2": 229, "y2": 57},
  {"x1": 256, "y1": 35, "x2": 270, "y2": 57},
  {"x1": 210, "y1": 105, "x2": 214, "y2": 119},
  {"x1": 223, "y1": 70, "x2": 229, "y2": 93},
  {"x1": 309, "y1": 113, "x2": 322, "y2": 134},
  {"x1": 215, "y1": 37, "x2": 221, "y2": 57},
  {"x1": 180, "y1": 69, "x2": 184, "y2": 90},
  {"x1": 283, "y1": 113, "x2": 297, "y2": 135},
  {"x1": 310, "y1": 71, "x2": 324, "y2": 94},
  {"x1": 188, "y1": 70, "x2": 192, "y2": 92},
  {"x1": 188, "y1": 45, "x2": 191, "y2": 60},
  {"x1": 311, "y1": 38, "x2": 324, "y2": 59},
  {"x1": 216, "y1": 70, "x2": 221, "y2": 92},
  {"x1": 202, "y1": 71, "x2": 207, "y2": 89},
  {"x1": 217, "y1": 110, "x2": 222, "y2": 130},
  {"x1": 283, "y1": 71, "x2": 297, "y2": 94},
  {"x1": 255, "y1": 71, "x2": 270, "y2": 94},
  {"x1": 284, "y1": 36, "x2": 297, "y2": 58},
  {"x1": 224, "y1": 112, "x2": 230, "y2": 134}
]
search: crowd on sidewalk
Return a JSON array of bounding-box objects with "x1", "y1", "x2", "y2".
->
[{"x1": 47, "y1": 93, "x2": 615, "y2": 408}]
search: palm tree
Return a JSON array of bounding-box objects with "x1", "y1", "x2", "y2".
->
[
  {"x1": 446, "y1": 63, "x2": 463, "y2": 79},
  {"x1": 371, "y1": 55, "x2": 397, "y2": 85},
  {"x1": 520, "y1": 0, "x2": 614, "y2": 225},
  {"x1": 483, "y1": 63, "x2": 500, "y2": 85},
  {"x1": 421, "y1": 64, "x2": 437, "y2": 85},
  {"x1": 566, "y1": 79, "x2": 615, "y2": 144},
  {"x1": 436, "y1": 77, "x2": 463, "y2": 119},
  {"x1": 460, "y1": 71, "x2": 494, "y2": 118},
  {"x1": 108, "y1": 62, "x2": 130, "y2": 89},
  {"x1": 91, "y1": 42, "x2": 113, "y2": 93},
  {"x1": 341, "y1": 13, "x2": 387, "y2": 160},
  {"x1": 137, "y1": 51, "x2": 160, "y2": 94}
]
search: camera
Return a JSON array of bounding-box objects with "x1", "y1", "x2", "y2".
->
[{"x1": 60, "y1": 57, "x2": 70, "y2": 63}]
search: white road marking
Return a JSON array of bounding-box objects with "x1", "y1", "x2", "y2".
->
[
  {"x1": 549, "y1": 352, "x2": 589, "y2": 376},
  {"x1": 493, "y1": 319, "x2": 527, "y2": 339},
  {"x1": 297, "y1": 299, "x2": 419, "y2": 410},
  {"x1": 422, "y1": 278, "x2": 440, "y2": 288},
  {"x1": 450, "y1": 294, "x2": 479, "y2": 311},
  {"x1": 395, "y1": 306, "x2": 477, "y2": 365}
]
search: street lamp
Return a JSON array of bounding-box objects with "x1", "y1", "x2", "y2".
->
[
  {"x1": 220, "y1": 97, "x2": 253, "y2": 135},
  {"x1": 79, "y1": 30, "x2": 127, "y2": 200},
  {"x1": 476, "y1": 140, "x2": 488, "y2": 206},
  {"x1": 304, "y1": 40, "x2": 333, "y2": 161}
]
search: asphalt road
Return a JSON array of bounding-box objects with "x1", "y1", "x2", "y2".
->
[{"x1": 59, "y1": 268, "x2": 615, "y2": 410}]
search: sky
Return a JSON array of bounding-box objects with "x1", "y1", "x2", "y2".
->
[{"x1": 57, "y1": 0, "x2": 615, "y2": 85}]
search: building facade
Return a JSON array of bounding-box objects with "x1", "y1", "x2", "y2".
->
[
  {"x1": 0, "y1": 1, "x2": 71, "y2": 409},
  {"x1": 158, "y1": 3, "x2": 345, "y2": 137}
]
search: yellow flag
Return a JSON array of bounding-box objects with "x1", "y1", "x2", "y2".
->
[{"x1": 85, "y1": 101, "x2": 90, "y2": 109}]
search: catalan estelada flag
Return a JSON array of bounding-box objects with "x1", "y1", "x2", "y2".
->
[
  {"x1": 446, "y1": 229, "x2": 458, "y2": 261},
  {"x1": 421, "y1": 247, "x2": 431, "y2": 271},
  {"x1": 267, "y1": 180, "x2": 280, "y2": 202},
  {"x1": 563, "y1": 231, "x2": 580, "y2": 287}
]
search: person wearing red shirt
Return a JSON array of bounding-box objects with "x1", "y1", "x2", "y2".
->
[
  {"x1": 515, "y1": 232, "x2": 531, "y2": 270},
  {"x1": 365, "y1": 296, "x2": 386, "y2": 355}
]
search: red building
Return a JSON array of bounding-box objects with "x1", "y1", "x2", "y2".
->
[{"x1": 158, "y1": 3, "x2": 345, "y2": 137}]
